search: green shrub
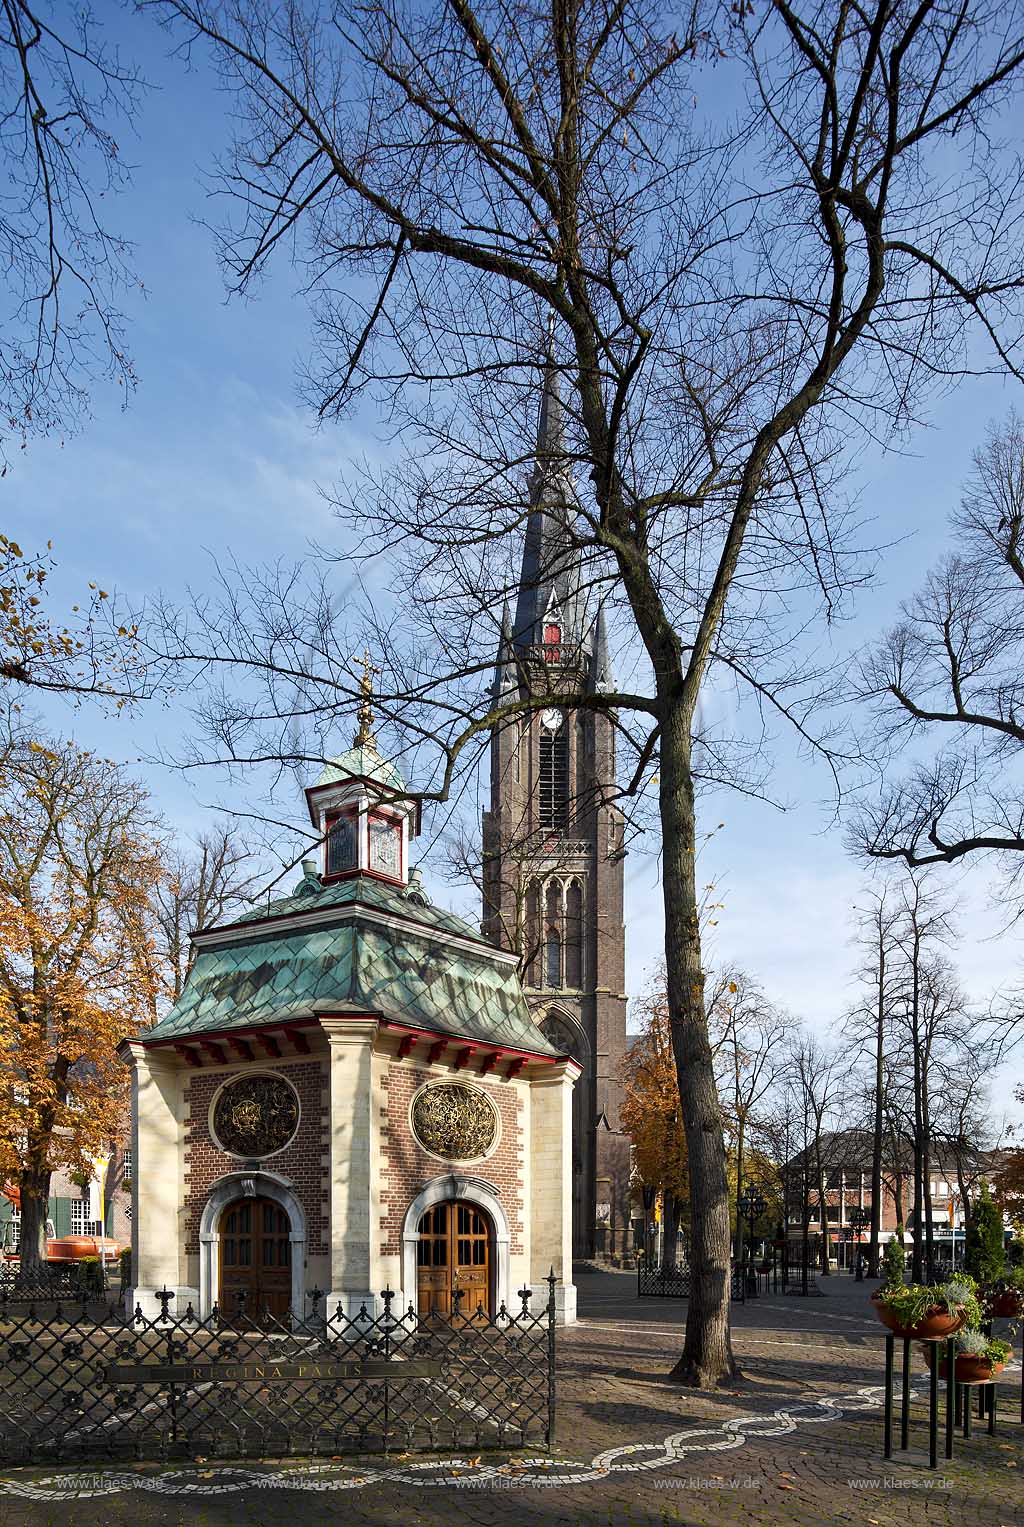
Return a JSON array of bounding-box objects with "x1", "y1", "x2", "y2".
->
[
  {"x1": 882, "y1": 1228, "x2": 906, "y2": 1289},
  {"x1": 78, "y1": 1255, "x2": 104, "y2": 1293},
  {"x1": 964, "y1": 1185, "x2": 1005, "y2": 1284},
  {"x1": 1006, "y1": 1237, "x2": 1024, "y2": 1270},
  {"x1": 119, "y1": 1246, "x2": 132, "y2": 1287}
]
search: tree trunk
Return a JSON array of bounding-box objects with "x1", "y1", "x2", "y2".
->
[
  {"x1": 893, "y1": 1169, "x2": 905, "y2": 1234},
  {"x1": 663, "y1": 1191, "x2": 682, "y2": 1274},
  {"x1": 17, "y1": 1169, "x2": 50, "y2": 1281},
  {"x1": 734, "y1": 1122, "x2": 745, "y2": 1266},
  {"x1": 662, "y1": 717, "x2": 737, "y2": 1387},
  {"x1": 869, "y1": 945, "x2": 886, "y2": 1278}
]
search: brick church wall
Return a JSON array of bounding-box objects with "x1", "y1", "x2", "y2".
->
[
  {"x1": 182, "y1": 1061, "x2": 330, "y2": 1255},
  {"x1": 380, "y1": 1064, "x2": 526, "y2": 1256}
]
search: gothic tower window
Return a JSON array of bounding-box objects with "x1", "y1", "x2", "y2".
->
[
  {"x1": 539, "y1": 721, "x2": 569, "y2": 829},
  {"x1": 564, "y1": 879, "x2": 583, "y2": 988},
  {"x1": 545, "y1": 881, "x2": 563, "y2": 988},
  {"x1": 523, "y1": 879, "x2": 541, "y2": 986}
]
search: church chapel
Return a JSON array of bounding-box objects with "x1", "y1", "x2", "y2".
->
[{"x1": 121, "y1": 698, "x2": 580, "y2": 1324}]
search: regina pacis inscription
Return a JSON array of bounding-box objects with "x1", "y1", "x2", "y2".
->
[{"x1": 100, "y1": 1357, "x2": 443, "y2": 1384}]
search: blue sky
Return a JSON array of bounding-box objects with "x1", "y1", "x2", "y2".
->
[{"x1": 10, "y1": 5, "x2": 1024, "y2": 1089}]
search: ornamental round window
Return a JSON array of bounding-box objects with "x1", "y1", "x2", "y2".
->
[
  {"x1": 212, "y1": 1074, "x2": 299, "y2": 1158},
  {"x1": 411, "y1": 1082, "x2": 498, "y2": 1162}
]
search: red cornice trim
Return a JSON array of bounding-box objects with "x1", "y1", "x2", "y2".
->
[
  {"x1": 377, "y1": 1018, "x2": 561, "y2": 1065},
  {"x1": 146, "y1": 1016, "x2": 320, "y2": 1051},
  {"x1": 147, "y1": 1012, "x2": 566, "y2": 1068}
]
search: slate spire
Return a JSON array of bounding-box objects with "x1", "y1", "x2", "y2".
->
[
  {"x1": 587, "y1": 601, "x2": 613, "y2": 692},
  {"x1": 511, "y1": 327, "x2": 589, "y2": 655}
]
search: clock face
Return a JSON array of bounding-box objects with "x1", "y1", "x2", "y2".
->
[{"x1": 540, "y1": 707, "x2": 564, "y2": 732}]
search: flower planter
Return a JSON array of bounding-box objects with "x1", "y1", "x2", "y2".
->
[
  {"x1": 922, "y1": 1346, "x2": 1007, "y2": 1383},
  {"x1": 871, "y1": 1291, "x2": 966, "y2": 1340},
  {"x1": 985, "y1": 1288, "x2": 1023, "y2": 1319}
]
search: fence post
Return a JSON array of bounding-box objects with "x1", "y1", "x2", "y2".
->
[
  {"x1": 381, "y1": 1286, "x2": 394, "y2": 1452},
  {"x1": 546, "y1": 1267, "x2": 557, "y2": 1447}
]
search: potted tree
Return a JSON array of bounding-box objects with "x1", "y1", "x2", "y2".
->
[{"x1": 923, "y1": 1330, "x2": 1012, "y2": 1384}]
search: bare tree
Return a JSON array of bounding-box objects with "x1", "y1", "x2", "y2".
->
[
  {"x1": 709, "y1": 971, "x2": 787, "y2": 1268},
  {"x1": 857, "y1": 411, "x2": 1024, "y2": 894},
  {"x1": 144, "y1": 0, "x2": 1024, "y2": 1386},
  {"x1": 153, "y1": 825, "x2": 259, "y2": 1005},
  {"x1": 0, "y1": 2, "x2": 144, "y2": 456},
  {"x1": 843, "y1": 887, "x2": 901, "y2": 1276}
]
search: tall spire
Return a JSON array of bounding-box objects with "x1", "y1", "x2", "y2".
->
[
  {"x1": 535, "y1": 315, "x2": 567, "y2": 469},
  {"x1": 587, "y1": 602, "x2": 613, "y2": 692},
  {"x1": 512, "y1": 321, "x2": 589, "y2": 656},
  {"x1": 491, "y1": 601, "x2": 517, "y2": 702}
]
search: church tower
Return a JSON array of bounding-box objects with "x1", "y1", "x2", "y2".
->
[{"x1": 481, "y1": 350, "x2": 629, "y2": 1260}]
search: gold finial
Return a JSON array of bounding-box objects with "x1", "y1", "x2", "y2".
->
[{"x1": 353, "y1": 647, "x2": 381, "y2": 748}]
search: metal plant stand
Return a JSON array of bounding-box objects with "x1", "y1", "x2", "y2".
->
[{"x1": 881, "y1": 1333, "x2": 999, "y2": 1469}]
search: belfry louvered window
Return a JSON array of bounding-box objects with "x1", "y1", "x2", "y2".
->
[{"x1": 539, "y1": 725, "x2": 569, "y2": 828}]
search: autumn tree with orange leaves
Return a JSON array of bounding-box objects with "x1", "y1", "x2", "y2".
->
[
  {"x1": 621, "y1": 983, "x2": 691, "y2": 1270},
  {"x1": 0, "y1": 718, "x2": 162, "y2": 1275}
]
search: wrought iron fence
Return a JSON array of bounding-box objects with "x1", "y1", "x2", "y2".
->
[
  {"x1": 0, "y1": 1262, "x2": 87, "y2": 1304},
  {"x1": 0, "y1": 1277, "x2": 556, "y2": 1465},
  {"x1": 636, "y1": 1262, "x2": 747, "y2": 1300}
]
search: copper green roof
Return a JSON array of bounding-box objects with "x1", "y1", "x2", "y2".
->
[
  {"x1": 314, "y1": 742, "x2": 405, "y2": 792},
  {"x1": 145, "y1": 873, "x2": 556, "y2": 1056}
]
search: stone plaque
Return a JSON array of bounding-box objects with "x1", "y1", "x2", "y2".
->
[
  {"x1": 213, "y1": 1074, "x2": 299, "y2": 1158},
  {"x1": 411, "y1": 1083, "x2": 497, "y2": 1161}
]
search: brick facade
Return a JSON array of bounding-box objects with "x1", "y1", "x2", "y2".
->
[
  {"x1": 182, "y1": 1061, "x2": 330, "y2": 1255},
  {"x1": 380, "y1": 1063, "x2": 526, "y2": 1256}
]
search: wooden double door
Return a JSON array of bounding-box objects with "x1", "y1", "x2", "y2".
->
[
  {"x1": 219, "y1": 1196, "x2": 291, "y2": 1318},
  {"x1": 417, "y1": 1201, "x2": 492, "y2": 1318}
]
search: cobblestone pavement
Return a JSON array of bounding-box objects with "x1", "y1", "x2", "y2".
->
[{"x1": 2, "y1": 1271, "x2": 1022, "y2": 1527}]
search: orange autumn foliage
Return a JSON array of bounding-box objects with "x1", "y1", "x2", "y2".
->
[
  {"x1": 620, "y1": 990, "x2": 690, "y2": 1207},
  {"x1": 0, "y1": 725, "x2": 163, "y2": 1264}
]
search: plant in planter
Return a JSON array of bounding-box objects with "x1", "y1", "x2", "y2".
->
[
  {"x1": 923, "y1": 1329, "x2": 1012, "y2": 1383},
  {"x1": 984, "y1": 1261, "x2": 1024, "y2": 1319},
  {"x1": 872, "y1": 1276, "x2": 982, "y2": 1339}
]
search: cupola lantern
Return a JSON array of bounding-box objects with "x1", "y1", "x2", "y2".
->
[{"x1": 304, "y1": 650, "x2": 419, "y2": 886}]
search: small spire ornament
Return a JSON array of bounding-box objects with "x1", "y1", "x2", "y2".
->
[{"x1": 353, "y1": 647, "x2": 381, "y2": 749}]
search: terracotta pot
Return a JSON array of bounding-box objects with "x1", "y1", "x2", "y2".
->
[
  {"x1": 923, "y1": 1346, "x2": 1007, "y2": 1383},
  {"x1": 871, "y1": 1291, "x2": 966, "y2": 1340},
  {"x1": 985, "y1": 1288, "x2": 1023, "y2": 1319}
]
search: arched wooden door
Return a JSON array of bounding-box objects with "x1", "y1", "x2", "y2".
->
[
  {"x1": 219, "y1": 1196, "x2": 291, "y2": 1318},
  {"x1": 417, "y1": 1202, "x2": 492, "y2": 1318}
]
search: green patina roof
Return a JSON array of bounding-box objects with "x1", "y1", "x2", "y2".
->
[
  {"x1": 145, "y1": 873, "x2": 556, "y2": 1057},
  {"x1": 314, "y1": 742, "x2": 405, "y2": 793}
]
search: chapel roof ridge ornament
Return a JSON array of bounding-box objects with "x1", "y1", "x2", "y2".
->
[{"x1": 353, "y1": 647, "x2": 381, "y2": 750}]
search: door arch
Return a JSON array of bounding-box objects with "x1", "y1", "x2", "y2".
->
[
  {"x1": 416, "y1": 1200, "x2": 492, "y2": 1318},
  {"x1": 218, "y1": 1195, "x2": 292, "y2": 1318}
]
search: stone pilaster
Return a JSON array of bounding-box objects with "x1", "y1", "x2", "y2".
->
[
  {"x1": 529, "y1": 1059, "x2": 579, "y2": 1323},
  {"x1": 118, "y1": 1040, "x2": 194, "y2": 1318},
  {"x1": 319, "y1": 1016, "x2": 380, "y2": 1316}
]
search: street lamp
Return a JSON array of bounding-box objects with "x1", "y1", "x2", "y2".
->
[
  {"x1": 849, "y1": 1206, "x2": 870, "y2": 1281},
  {"x1": 737, "y1": 1185, "x2": 767, "y2": 1293}
]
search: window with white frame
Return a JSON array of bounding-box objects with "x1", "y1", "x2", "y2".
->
[
  {"x1": 69, "y1": 1199, "x2": 102, "y2": 1237},
  {"x1": 121, "y1": 1148, "x2": 133, "y2": 1182}
]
